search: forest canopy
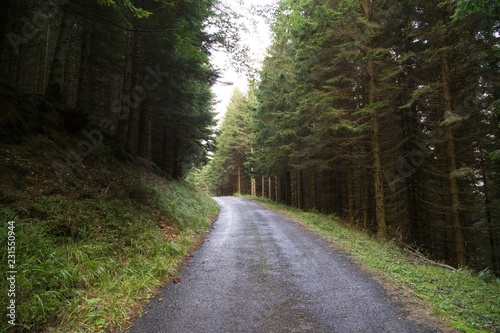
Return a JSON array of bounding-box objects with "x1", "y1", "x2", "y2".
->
[{"x1": 0, "y1": 0, "x2": 250, "y2": 179}]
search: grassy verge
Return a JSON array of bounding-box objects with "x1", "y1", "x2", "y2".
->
[
  {"x1": 250, "y1": 197, "x2": 500, "y2": 333},
  {"x1": 0, "y1": 178, "x2": 218, "y2": 332}
]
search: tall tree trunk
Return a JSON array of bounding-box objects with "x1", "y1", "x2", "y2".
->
[
  {"x1": 46, "y1": 11, "x2": 75, "y2": 101},
  {"x1": 126, "y1": 83, "x2": 140, "y2": 154},
  {"x1": 275, "y1": 176, "x2": 279, "y2": 203},
  {"x1": 481, "y1": 163, "x2": 499, "y2": 273},
  {"x1": 310, "y1": 171, "x2": 317, "y2": 211},
  {"x1": 172, "y1": 137, "x2": 180, "y2": 179},
  {"x1": 268, "y1": 177, "x2": 272, "y2": 199},
  {"x1": 127, "y1": 33, "x2": 146, "y2": 154},
  {"x1": 237, "y1": 166, "x2": 241, "y2": 195},
  {"x1": 363, "y1": 0, "x2": 387, "y2": 239},
  {"x1": 250, "y1": 147, "x2": 256, "y2": 196},
  {"x1": 77, "y1": 30, "x2": 91, "y2": 114},
  {"x1": 285, "y1": 171, "x2": 292, "y2": 206},
  {"x1": 441, "y1": 53, "x2": 467, "y2": 267},
  {"x1": 348, "y1": 168, "x2": 355, "y2": 224},
  {"x1": 117, "y1": 30, "x2": 135, "y2": 147},
  {"x1": 0, "y1": 0, "x2": 10, "y2": 57},
  {"x1": 41, "y1": 25, "x2": 51, "y2": 93},
  {"x1": 298, "y1": 171, "x2": 303, "y2": 210},
  {"x1": 363, "y1": 177, "x2": 370, "y2": 230},
  {"x1": 371, "y1": 109, "x2": 387, "y2": 239},
  {"x1": 261, "y1": 176, "x2": 265, "y2": 197},
  {"x1": 138, "y1": 101, "x2": 152, "y2": 160}
]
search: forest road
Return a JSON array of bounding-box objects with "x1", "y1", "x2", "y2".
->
[{"x1": 128, "y1": 197, "x2": 438, "y2": 333}]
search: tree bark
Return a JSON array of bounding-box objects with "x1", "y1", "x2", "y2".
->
[
  {"x1": 126, "y1": 102, "x2": 140, "y2": 154},
  {"x1": 138, "y1": 101, "x2": 152, "y2": 160},
  {"x1": 298, "y1": 171, "x2": 303, "y2": 210},
  {"x1": 441, "y1": 54, "x2": 467, "y2": 266},
  {"x1": 0, "y1": 0, "x2": 10, "y2": 57},
  {"x1": 117, "y1": 30, "x2": 135, "y2": 147},
  {"x1": 348, "y1": 168, "x2": 355, "y2": 224},
  {"x1": 481, "y1": 163, "x2": 499, "y2": 273},
  {"x1": 310, "y1": 171, "x2": 317, "y2": 211},
  {"x1": 46, "y1": 10, "x2": 75, "y2": 101},
  {"x1": 77, "y1": 30, "x2": 91, "y2": 114},
  {"x1": 237, "y1": 166, "x2": 241, "y2": 195},
  {"x1": 275, "y1": 176, "x2": 279, "y2": 203},
  {"x1": 261, "y1": 176, "x2": 265, "y2": 197},
  {"x1": 371, "y1": 109, "x2": 387, "y2": 239},
  {"x1": 363, "y1": 0, "x2": 387, "y2": 239},
  {"x1": 172, "y1": 137, "x2": 180, "y2": 179}
]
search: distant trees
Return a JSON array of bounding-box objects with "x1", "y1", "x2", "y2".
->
[
  {"x1": 206, "y1": 89, "x2": 255, "y2": 196},
  {"x1": 0, "y1": 0, "x2": 233, "y2": 179},
  {"x1": 205, "y1": 0, "x2": 500, "y2": 274}
]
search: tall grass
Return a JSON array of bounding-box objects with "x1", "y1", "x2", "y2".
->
[{"x1": 0, "y1": 179, "x2": 218, "y2": 332}]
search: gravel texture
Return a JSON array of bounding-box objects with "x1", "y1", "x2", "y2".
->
[{"x1": 128, "y1": 197, "x2": 438, "y2": 333}]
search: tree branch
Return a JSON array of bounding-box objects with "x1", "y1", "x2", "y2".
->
[{"x1": 71, "y1": 9, "x2": 180, "y2": 33}]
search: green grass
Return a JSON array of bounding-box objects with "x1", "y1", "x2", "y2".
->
[
  {"x1": 0, "y1": 179, "x2": 218, "y2": 332},
  {"x1": 250, "y1": 196, "x2": 500, "y2": 333}
]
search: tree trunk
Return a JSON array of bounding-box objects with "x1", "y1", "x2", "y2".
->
[
  {"x1": 441, "y1": 54, "x2": 467, "y2": 267},
  {"x1": 363, "y1": 0, "x2": 387, "y2": 239},
  {"x1": 237, "y1": 166, "x2": 241, "y2": 195},
  {"x1": 46, "y1": 10, "x2": 75, "y2": 101},
  {"x1": 298, "y1": 171, "x2": 304, "y2": 210},
  {"x1": 250, "y1": 147, "x2": 256, "y2": 196},
  {"x1": 368, "y1": 62, "x2": 387, "y2": 239},
  {"x1": 285, "y1": 172, "x2": 292, "y2": 206},
  {"x1": 77, "y1": 30, "x2": 91, "y2": 114},
  {"x1": 117, "y1": 30, "x2": 135, "y2": 147},
  {"x1": 310, "y1": 171, "x2": 317, "y2": 211},
  {"x1": 138, "y1": 101, "x2": 152, "y2": 160},
  {"x1": 261, "y1": 176, "x2": 264, "y2": 197},
  {"x1": 348, "y1": 168, "x2": 355, "y2": 224},
  {"x1": 275, "y1": 176, "x2": 279, "y2": 202},
  {"x1": 372, "y1": 110, "x2": 387, "y2": 239},
  {"x1": 126, "y1": 71, "x2": 141, "y2": 155},
  {"x1": 42, "y1": 25, "x2": 51, "y2": 93},
  {"x1": 172, "y1": 137, "x2": 180, "y2": 179},
  {"x1": 0, "y1": 0, "x2": 10, "y2": 57},
  {"x1": 481, "y1": 164, "x2": 499, "y2": 273}
]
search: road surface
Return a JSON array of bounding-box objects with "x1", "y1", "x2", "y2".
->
[{"x1": 129, "y1": 197, "x2": 438, "y2": 333}]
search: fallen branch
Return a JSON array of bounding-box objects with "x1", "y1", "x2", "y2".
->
[{"x1": 396, "y1": 240, "x2": 457, "y2": 271}]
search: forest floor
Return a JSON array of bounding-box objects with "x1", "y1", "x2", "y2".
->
[{"x1": 0, "y1": 92, "x2": 219, "y2": 332}]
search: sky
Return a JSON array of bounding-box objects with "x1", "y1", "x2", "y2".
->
[{"x1": 210, "y1": 0, "x2": 278, "y2": 122}]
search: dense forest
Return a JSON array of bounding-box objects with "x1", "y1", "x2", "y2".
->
[
  {"x1": 195, "y1": 0, "x2": 500, "y2": 275},
  {"x1": 0, "y1": 1, "x2": 236, "y2": 330},
  {"x1": 0, "y1": 0, "x2": 237, "y2": 179}
]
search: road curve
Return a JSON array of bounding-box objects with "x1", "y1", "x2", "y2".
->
[{"x1": 128, "y1": 197, "x2": 437, "y2": 333}]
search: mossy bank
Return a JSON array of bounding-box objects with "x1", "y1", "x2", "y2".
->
[{"x1": 0, "y1": 135, "x2": 218, "y2": 332}]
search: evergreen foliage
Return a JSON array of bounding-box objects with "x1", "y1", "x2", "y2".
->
[
  {"x1": 0, "y1": 0, "x2": 244, "y2": 179},
  {"x1": 203, "y1": 0, "x2": 500, "y2": 276}
]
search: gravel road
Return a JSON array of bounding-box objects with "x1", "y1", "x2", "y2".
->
[{"x1": 128, "y1": 197, "x2": 438, "y2": 333}]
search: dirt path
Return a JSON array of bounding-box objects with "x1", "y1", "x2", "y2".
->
[{"x1": 128, "y1": 197, "x2": 438, "y2": 333}]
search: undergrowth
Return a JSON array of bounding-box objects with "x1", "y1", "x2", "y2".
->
[
  {"x1": 251, "y1": 197, "x2": 500, "y2": 333},
  {"x1": 0, "y1": 179, "x2": 218, "y2": 333}
]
